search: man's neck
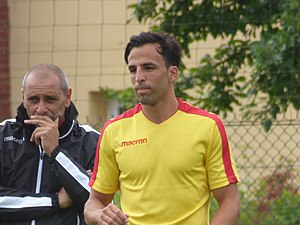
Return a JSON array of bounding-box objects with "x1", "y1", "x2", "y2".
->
[{"x1": 142, "y1": 97, "x2": 179, "y2": 124}]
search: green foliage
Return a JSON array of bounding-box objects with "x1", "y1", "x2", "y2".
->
[
  {"x1": 236, "y1": 190, "x2": 300, "y2": 225},
  {"x1": 129, "y1": 0, "x2": 300, "y2": 131},
  {"x1": 210, "y1": 166, "x2": 300, "y2": 224},
  {"x1": 100, "y1": 87, "x2": 137, "y2": 111},
  {"x1": 113, "y1": 191, "x2": 121, "y2": 209},
  {"x1": 238, "y1": 167, "x2": 300, "y2": 225}
]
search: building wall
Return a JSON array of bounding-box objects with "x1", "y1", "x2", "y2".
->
[
  {"x1": 7, "y1": 0, "x2": 220, "y2": 126},
  {"x1": 0, "y1": 0, "x2": 10, "y2": 121}
]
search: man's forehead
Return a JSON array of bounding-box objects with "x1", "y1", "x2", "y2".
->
[
  {"x1": 128, "y1": 60, "x2": 156, "y2": 67},
  {"x1": 24, "y1": 89, "x2": 60, "y2": 96},
  {"x1": 128, "y1": 46, "x2": 162, "y2": 64},
  {"x1": 23, "y1": 79, "x2": 61, "y2": 95},
  {"x1": 27, "y1": 70, "x2": 57, "y2": 79}
]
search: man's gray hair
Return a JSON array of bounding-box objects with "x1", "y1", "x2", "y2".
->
[{"x1": 22, "y1": 63, "x2": 69, "y2": 94}]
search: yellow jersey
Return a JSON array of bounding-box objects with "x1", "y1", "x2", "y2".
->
[{"x1": 90, "y1": 98, "x2": 239, "y2": 225}]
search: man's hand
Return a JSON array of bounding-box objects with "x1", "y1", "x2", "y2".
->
[
  {"x1": 57, "y1": 187, "x2": 74, "y2": 209},
  {"x1": 97, "y1": 203, "x2": 129, "y2": 225},
  {"x1": 86, "y1": 169, "x2": 92, "y2": 177},
  {"x1": 84, "y1": 191, "x2": 129, "y2": 225},
  {"x1": 24, "y1": 115, "x2": 59, "y2": 156}
]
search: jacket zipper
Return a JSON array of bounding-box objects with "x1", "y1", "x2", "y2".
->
[{"x1": 31, "y1": 145, "x2": 44, "y2": 225}]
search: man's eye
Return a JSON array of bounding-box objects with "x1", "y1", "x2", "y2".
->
[
  {"x1": 144, "y1": 66, "x2": 154, "y2": 71},
  {"x1": 28, "y1": 97, "x2": 38, "y2": 103},
  {"x1": 129, "y1": 69, "x2": 136, "y2": 74},
  {"x1": 46, "y1": 97, "x2": 57, "y2": 102}
]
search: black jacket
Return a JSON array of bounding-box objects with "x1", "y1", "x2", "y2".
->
[{"x1": 0, "y1": 102, "x2": 99, "y2": 225}]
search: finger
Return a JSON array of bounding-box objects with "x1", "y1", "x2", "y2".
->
[
  {"x1": 24, "y1": 118, "x2": 51, "y2": 128},
  {"x1": 107, "y1": 204, "x2": 129, "y2": 224},
  {"x1": 101, "y1": 213, "x2": 125, "y2": 225},
  {"x1": 30, "y1": 115, "x2": 54, "y2": 121},
  {"x1": 30, "y1": 128, "x2": 48, "y2": 143},
  {"x1": 30, "y1": 134, "x2": 41, "y2": 145},
  {"x1": 30, "y1": 127, "x2": 39, "y2": 143},
  {"x1": 86, "y1": 169, "x2": 92, "y2": 177},
  {"x1": 30, "y1": 131, "x2": 42, "y2": 145},
  {"x1": 54, "y1": 117, "x2": 59, "y2": 128},
  {"x1": 30, "y1": 133, "x2": 41, "y2": 145}
]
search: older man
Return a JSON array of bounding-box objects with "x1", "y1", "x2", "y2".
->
[{"x1": 0, "y1": 63, "x2": 99, "y2": 225}]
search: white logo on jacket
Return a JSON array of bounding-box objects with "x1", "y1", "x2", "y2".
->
[{"x1": 3, "y1": 136, "x2": 24, "y2": 144}]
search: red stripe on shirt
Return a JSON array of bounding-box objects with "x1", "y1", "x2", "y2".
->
[{"x1": 178, "y1": 98, "x2": 238, "y2": 183}]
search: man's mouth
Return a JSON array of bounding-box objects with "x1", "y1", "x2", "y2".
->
[{"x1": 135, "y1": 86, "x2": 150, "y2": 94}]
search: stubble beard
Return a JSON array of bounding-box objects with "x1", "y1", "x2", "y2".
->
[{"x1": 137, "y1": 93, "x2": 154, "y2": 106}]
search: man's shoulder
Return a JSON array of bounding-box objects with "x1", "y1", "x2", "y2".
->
[
  {"x1": 178, "y1": 99, "x2": 223, "y2": 123},
  {"x1": 0, "y1": 119, "x2": 18, "y2": 131},
  {"x1": 0, "y1": 119, "x2": 24, "y2": 146},
  {"x1": 79, "y1": 124, "x2": 100, "y2": 135},
  {"x1": 109, "y1": 104, "x2": 142, "y2": 123},
  {"x1": 0, "y1": 118, "x2": 16, "y2": 125}
]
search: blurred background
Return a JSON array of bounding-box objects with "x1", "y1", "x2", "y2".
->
[{"x1": 1, "y1": 0, "x2": 299, "y2": 224}]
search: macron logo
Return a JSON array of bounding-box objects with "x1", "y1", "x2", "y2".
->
[
  {"x1": 121, "y1": 138, "x2": 148, "y2": 147},
  {"x1": 4, "y1": 136, "x2": 24, "y2": 144}
]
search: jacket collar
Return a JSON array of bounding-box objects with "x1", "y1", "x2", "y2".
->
[{"x1": 16, "y1": 102, "x2": 79, "y2": 138}]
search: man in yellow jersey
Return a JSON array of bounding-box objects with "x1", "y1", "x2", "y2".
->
[{"x1": 84, "y1": 31, "x2": 240, "y2": 225}]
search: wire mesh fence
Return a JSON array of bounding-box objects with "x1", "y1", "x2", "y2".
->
[{"x1": 224, "y1": 116, "x2": 300, "y2": 225}]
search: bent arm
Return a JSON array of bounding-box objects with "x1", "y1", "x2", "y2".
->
[
  {"x1": 50, "y1": 147, "x2": 91, "y2": 209},
  {"x1": 84, "y1": 189, "x2": 128, "y2": 225},
  {"x1": 84, "y1": 190, "x2": 114, "y2": 225},
  {"x1": 211, "y1": 183, "x2": 240, "y2": 225},
  {"x1": 50, "y1": 128, "x2": 98, "y2": 210},
  {"x1": 0, "y1": 186, "x2": 59, "y2": 220}
]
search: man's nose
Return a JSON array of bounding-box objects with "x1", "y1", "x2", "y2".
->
[
  {"x1": 135, "y1": 68, "x2": 145, "y2": 82},
  {"x1": 36, "y1": 101, "x2": 47, "y2": 115}
]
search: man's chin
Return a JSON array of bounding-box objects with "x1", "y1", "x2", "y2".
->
[{"x1": 138, "y1": 96, "x2": 153, "y2": 105}]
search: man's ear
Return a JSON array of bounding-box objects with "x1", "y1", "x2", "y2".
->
[
  {"x1": 21, "y1": 88, "x2": 25, "y2": 101},
  {"x1": 65, "y1": 88, "x2": 72, "y2": 107},
  {"x1": 168, "y1": 66, "x2": 179, "y2": 82},
  {"x1": 21, "y1": 88, "x2": 27, "y2": 103}
]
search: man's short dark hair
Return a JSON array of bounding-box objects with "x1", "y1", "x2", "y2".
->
[{"x1": 124, "y1": 31, "x2": 182, "y2": 68}]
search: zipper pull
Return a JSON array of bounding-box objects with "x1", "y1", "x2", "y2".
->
[{"x1": 39, "y1": 145, "x2": 44, "y2": 160}]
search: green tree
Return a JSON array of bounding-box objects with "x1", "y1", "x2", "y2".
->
[{"x1": 129, "y1": 0, "x2": 300, "y2": 131}]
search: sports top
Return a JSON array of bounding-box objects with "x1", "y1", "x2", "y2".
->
[{"x1": 90, "y1": 98, "x2": 239, "y2": 225}]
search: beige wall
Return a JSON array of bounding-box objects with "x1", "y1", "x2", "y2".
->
[
  {"x1": 8, "y1": 0, "x2": 222, "y2": 126},
  {"x1": 8, "y1": 0, "x2": 139, "y2": 124}
]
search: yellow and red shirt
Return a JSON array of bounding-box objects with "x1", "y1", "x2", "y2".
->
[{"x1": 90, "y1": 98, "x2": 239, "y2": 225}]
